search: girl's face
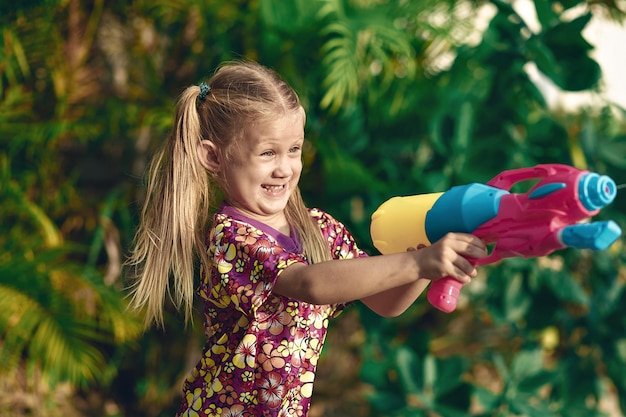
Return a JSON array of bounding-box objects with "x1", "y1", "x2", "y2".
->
[{"x1": 220, "y1": 110, "x2": 305, "y2": 230}]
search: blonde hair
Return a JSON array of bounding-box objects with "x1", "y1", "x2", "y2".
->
[{"x1": 126, "y1": 61, "x2": 331, "y2": 328}]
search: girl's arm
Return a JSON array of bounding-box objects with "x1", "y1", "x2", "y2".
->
[
  {"x1": 359, "y1": 279, "x2": 432, "y2": 317},
  {"x1": 274, "y1": 232, "x2": 487, "y2": 316}
]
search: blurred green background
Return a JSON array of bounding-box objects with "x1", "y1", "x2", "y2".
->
[{"x1": 2, "y1": 0, "x2": 626, "y2": 416}]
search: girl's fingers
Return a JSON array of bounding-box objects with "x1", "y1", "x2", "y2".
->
[
  {"x1": 413, "y1": 233, "x2": 487, "y2": 282},
  {"x1": 453, "y1": 234, "x2": 488, "y2": 259},
  {"x1": 452, "y1": 256, "x2": 477, "y2": 282}
]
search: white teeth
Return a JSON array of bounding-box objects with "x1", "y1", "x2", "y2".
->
[{"x1": 263, "y1": 185, "x2": 284, "y2": 192}]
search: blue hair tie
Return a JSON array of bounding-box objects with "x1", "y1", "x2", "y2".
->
[{"x1": 198, "y1": 82, "x2": 210, "y2": 100}]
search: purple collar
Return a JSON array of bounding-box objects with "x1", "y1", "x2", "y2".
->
[{"x1": 219, "y1": 205, "x2": 303, "y2": 253}]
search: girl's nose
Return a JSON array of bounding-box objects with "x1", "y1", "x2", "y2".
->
[{"x1": 274, "y1": 155, "x2": 293, "y2": 177}]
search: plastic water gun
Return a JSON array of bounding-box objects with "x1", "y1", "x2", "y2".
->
[{"x1": 370, "y1": 164, "x2": 622, "y2": 313}]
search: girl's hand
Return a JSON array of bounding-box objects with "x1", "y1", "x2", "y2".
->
[{"x1": 409, "y1": 233, "x2": 487, "y2": 283}]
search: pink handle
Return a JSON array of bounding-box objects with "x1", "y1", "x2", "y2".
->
[{"x1": 427, "y1": 278, "x2": 464, "y2": 313}]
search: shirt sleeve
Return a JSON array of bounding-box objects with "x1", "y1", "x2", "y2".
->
[
  {"x1": 309, "y1": 208, "x2": 369, "y2": 317},
  {"x1": 207, "y1": 216, "x2": 307, "y2": 317},
  {"x1": 310, "y1": 208, "x2": 368, "y2": 261}
]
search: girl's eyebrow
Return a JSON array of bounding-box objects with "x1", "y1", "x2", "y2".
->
[{"x1": 255, "y1": 137, "x2": 304, "y2": 148}]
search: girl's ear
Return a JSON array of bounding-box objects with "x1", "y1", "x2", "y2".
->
[{"x1": 197, "y1": 140, "x2": 221, "y2": 172}]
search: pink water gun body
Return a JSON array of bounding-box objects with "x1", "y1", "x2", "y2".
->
[{"x1": 370, "y1": 164, "x2": 622, "y2": 313}]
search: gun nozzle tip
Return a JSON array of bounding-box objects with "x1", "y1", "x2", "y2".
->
[{"x1": 580, "y1": 173, "x2": 617, "y2": 210}]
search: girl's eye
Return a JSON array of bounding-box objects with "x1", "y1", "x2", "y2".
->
[
  {"x1": 261, "y1": 150, "x2": 275, "y2": 157},
  {"x1": 289, "y1": 146, "x2": 301, "y2": 153}
]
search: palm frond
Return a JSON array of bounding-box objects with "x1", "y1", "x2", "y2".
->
[
  {"x1": 0, "y1": 244, "x2": 141, "y2": 387},
  {"x1": 318, "y1": 0, "x2": 468, "y2": 115}
]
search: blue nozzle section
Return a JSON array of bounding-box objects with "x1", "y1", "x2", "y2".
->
[
  {"x1": 425, "y1": 183, "x2": 508, "y2": 242},
  {"x1": 579, "y1": 173, "x2": 617, "y2": 211},
  {"x1": 528, "y1": 182, "x2": 566, "y2": 199},
  {"x1": 560, "y1": 221, "x2": 622, "y2": 250}
]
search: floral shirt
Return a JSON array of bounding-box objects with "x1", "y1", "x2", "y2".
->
[{"x1": 176, "y1": 205, "x2": 367, "y2": 417}]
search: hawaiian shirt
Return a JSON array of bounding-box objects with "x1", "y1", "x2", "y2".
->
[{"x1": 176, "y1": 205, "x2": 367, "y2": 417}]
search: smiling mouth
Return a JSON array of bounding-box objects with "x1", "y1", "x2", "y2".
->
[{"x1": 262, "y1": 184, "x2": 286, "y2": 194}]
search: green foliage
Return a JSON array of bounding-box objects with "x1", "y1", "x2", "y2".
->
[
  {"x1": 1, "y1": 0, "x2": 626, "y2": 416},
  {"x1": 0, "y1": 112, "x2": 142, "y2": 390}
]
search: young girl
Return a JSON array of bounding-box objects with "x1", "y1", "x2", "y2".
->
[{"x1": 127, "y1": 60, "x2": 486, "y2": 417}]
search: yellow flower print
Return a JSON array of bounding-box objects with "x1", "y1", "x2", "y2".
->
[
  {"x1": 232, "y1": 334, "x2": 257, "y2": 369},
  {"x1": 206, "y1": 377, "x2": 223, "y2": 398},
  {"x1": 286, "y1": 300, "x2": 299, "y2": 315},
  {"x1": 181, "y1": 388, "x2": 203, "y2": 417},
  {"x1": 205, "y1": 404, "x2": 222, "y2": 417},
  {"x1": 276, "y1": 258, "x2": 300, "y2": 270},
  {"x1": 181, "y1": 406, "x2": 200, "y2": 417},
  {"x1": 276, "y1": 338, "x2": 291, "y2": 359},
  {"x1": 250, "y1": 260, "x2": 263, "y2": 283},
  {"x1": 210, "y1": 289, "x2": 232, "y2": 309},
  {"x1": 216, "y1": 333, "x2": 228, "y2": 344},
  {"x1": 248, "y1": 389, "x2": 259, "y2": 405},
  {"x1": 210, "y1": 223, "x2": 224, "y2": 240},
  {"x1": 214, "y1": 241, "x2": 236, "y2": 274},
  {"x1": 199, "y1": 358, "x2": 223, "y2": 396},
  {"x1": 232, "y1": 314, "x2": 249, "y2": 334},
  {"x1": 292, "y1": 314, "x2": 306, "y2": 327},
  {"x1": 185, "y1": 367, "x2": 200, "y2": 383},
  {"x1": 210, "y1": 334, "x2": 228, "y2": 355},
  {"x1": 209, "y1": 223, "x2": 228, "y2": 254},
  {"x1": 200, "y1": 356, "x2": 217, "y2": 376},
  {"x1": 239, "y1": 391, "x2": 255, "y2": 404},
  {"x1": 223, "y1": 361, "x2": 235, "y2": 373},
  {"x1": 235, "y1": 258, "x2": 246, "y2": 273},
  {"x1": 306, "y1": 337, "x2": 322, "y2": 366},
  {"x1": 242, "y1": 370, "x2": 254, "y2": 382},
  {"x1": 289, "y1": 331, "x2": 308, "y2": 367},
  {"x1": 299, "y1": 371, "x2": 316, "y2": 398}
]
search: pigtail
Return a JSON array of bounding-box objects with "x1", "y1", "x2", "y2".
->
[{"x1": 126, "y1": 86, "x2": 214, "y2": 328}]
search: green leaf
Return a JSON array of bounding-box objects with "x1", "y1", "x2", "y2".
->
[
  {"x1": 598, "y1": 139, "x2": 626, "y2": 169},
  {"x1": 517, "y1": 369, "x2": 555, "y2": 393},
  {"x1": 510, "y1": 396, "x2": 557, "y2": 417},
  {"x1": 365, "y1": 390, "x2": 406, "y2": 412},
  {"x1": 504, "y1": 273, "x2": 532, "y2": 321},
  {"x1": 360, "y1": 358, "x2": 393, "y2": 387},
  {"x1": 316, "y1": 139, "x2": 387, "y2": 194},
  {"x1": 533, "y1": 0, "x2": 559, "y2": 29},
  {"x1": 435, "y1": 383, "x2": 472, "y2": 415},
  {"x1": 537, "y1": 13, "x2": 601, "y2": 91},
  {"x1": 395, "y1": 346, "x2": 423, "y2": 395},
  {"x1": 541, "y1": 269, "x2": 590, "y2": 306},
  {"x1": 543, "y1": 14, "x2": 594, "y2": 50},
  {"x1": 474, "y1": 386, "x2": 502, "y2": 412},
  {"x1": 434, "y1": 356, "x2": 468, "y2": 397},
  {"x1": 0, "y1": 247, "x2": 141, "y2": 387},
  {"x1": 510, "y1": 349, "x2": 545, "y2": 382},
  {"x1": 527, "y1": 35, "x2": 559, "y2": 77}
]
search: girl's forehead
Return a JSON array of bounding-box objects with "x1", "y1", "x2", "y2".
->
[
  {"x1": 256, "y1": 108, "x2": 305, "y2": 128},
  {"x1": 245, "y1": 111, "x2": 305, "y2": 141}
]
